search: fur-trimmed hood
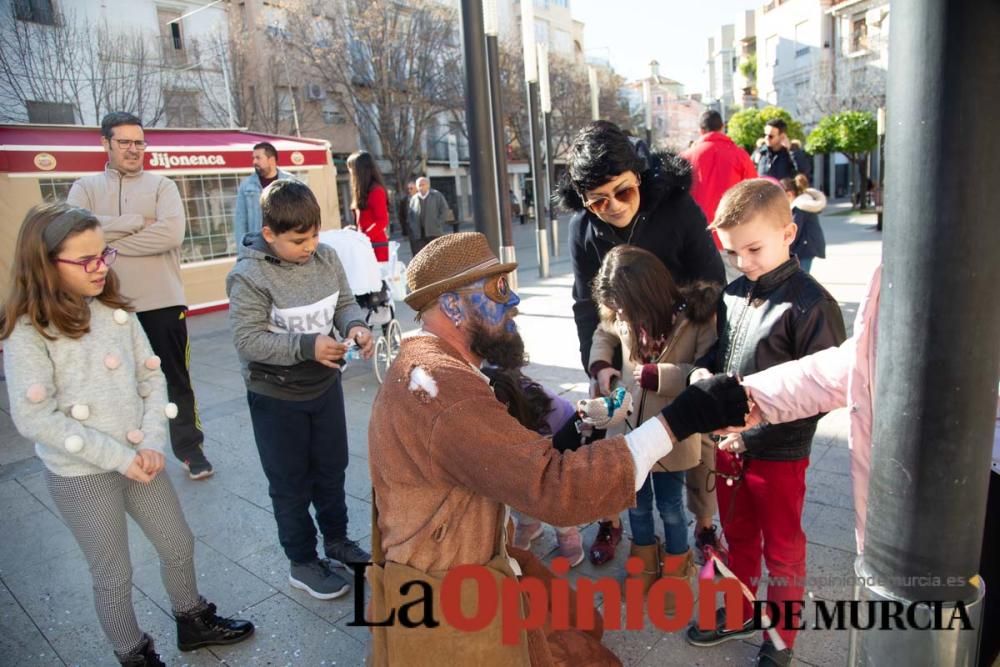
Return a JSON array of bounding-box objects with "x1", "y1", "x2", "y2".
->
[
  {"x1": 792, "y1": 188, "x2": 827, "y2": 214},
  {"x1": 678, "y1": 280, "x2": 722, "y2": 326},
  {"x1": 556, "y1": 151, "x2": 694, "y2": 213}
]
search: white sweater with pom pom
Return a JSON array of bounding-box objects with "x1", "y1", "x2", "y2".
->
[{"x1": 4, "y1": 301, "x2": 168, "y2": 477}]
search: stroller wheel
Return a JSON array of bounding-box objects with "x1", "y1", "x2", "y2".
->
[
  {"x1": 385, "y1": 320, "x2": 402, "y2": 362},
  {"x1": 374, "y1": 336, "x2": 391, "y2": 384}
]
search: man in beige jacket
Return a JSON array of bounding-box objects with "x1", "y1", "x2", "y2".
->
[{"x1": 67, "y1": 112, "x2": 212, "y2": 480}]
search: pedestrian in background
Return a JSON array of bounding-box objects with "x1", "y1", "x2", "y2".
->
[
  {"x1": 781, "y1": 174, "x2": 828, "y2": 274},
  {"x1": 233, "y1": 142, "x2": 298, "y2": 247},
  {"x1": 557, "y1": 120, "x2": 726, "y2": 567},
  {"x1": 2, "y1": 203, "x2": 253, "y2": 666},
  {"x1": 681, "y1": 109, "x2": 757, "y2": 282},
  {"x1": 347, "y1": 151, "x2": 390, "y2": 262},
  {"x1": 67, "y1": 112, "x2": 213, "y2": 480},
  {"x1": 757, "y1": 118, "x2": 800, "y2": 181},
  {"x1": 407, "y1": 176, "x2": 449, "y2": 255}
]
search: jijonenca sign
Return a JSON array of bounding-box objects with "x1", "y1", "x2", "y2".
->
[
  {"x1": 345, "y1": 557, "x2": 975, "y2": 644},
  {"x1": 148, "y1": 152, "x2": 227, "y2": 169}
]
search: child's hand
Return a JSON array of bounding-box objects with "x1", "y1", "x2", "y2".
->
[
  {"x1": 123, "y1": 457, "x2": 154, "y2": 484},
  {"x1": 717, "y1": 433, "x2": 746, "y2": 454},
  {"x1": 596, "y1": 367, "x2": 621, "y2": 396},
  {"x1": 314, "y1": 334, "x2": 348, "y2": 367},
  {"x1": 136, "y1": 449, "x2": 165, "y2": 477},
  {"x1": 347, "y1": 326, "x2": 375, "y2": 360}
]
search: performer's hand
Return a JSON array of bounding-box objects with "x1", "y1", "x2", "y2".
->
[
  {"x1": 718, "y1": 433, "x2": 746, "y2": 454},
  {"x1": 578, "y1": 388, "x2": 633, "y2": 430},
  {"x1": 596, "y1": 367, "x2": 621, "y2": 396},
  {"x1": 688, "y1": 367, "x2": 712, "y2": 386},
  {"x1": 348, "y1": 326, "x2": 374, "y2": 360},
  {"x1": 715, "y1": 399, "x2": 764, "y2": 435},
  {"x1": 314, "y1": 334, "x2": 348, "y2": 367},
  {"x1": 660, "y1": 373, "x2": 750, "y2": 441}
]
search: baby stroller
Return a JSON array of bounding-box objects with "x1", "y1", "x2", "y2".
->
[{"x1": 318, "y1": 229, "x2": 402, "y2": 383}]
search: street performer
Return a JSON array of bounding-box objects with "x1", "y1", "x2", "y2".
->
[{"x1": 366, "y1": 232, "x2": 750, "y2": 666}]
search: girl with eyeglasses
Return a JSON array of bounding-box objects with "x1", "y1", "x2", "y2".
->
[
  {"x1": 1, "y1": 203, "x2": 253, "y2": 666},
  {"x1": 557, "y1": 120, "x2": 727, "y2": 567}
]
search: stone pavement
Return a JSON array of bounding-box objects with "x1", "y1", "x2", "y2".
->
[{"x1": 0, "y1": 203, "x2": 882, "y2": 666}]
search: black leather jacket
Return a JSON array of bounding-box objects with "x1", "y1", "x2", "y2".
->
[{"x1": 704, "y1": 258, "x2": 846, "y2": 460}]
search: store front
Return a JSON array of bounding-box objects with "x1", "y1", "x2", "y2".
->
[{"x1": 0, "y1": 125, "x2": 341, "y2": 312}]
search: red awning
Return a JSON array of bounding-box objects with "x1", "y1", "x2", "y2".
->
[{"x1": 0, "y1": 124, "x2": 331, "y2": 176}]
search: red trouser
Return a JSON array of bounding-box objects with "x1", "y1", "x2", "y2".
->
[{"x1": 716, "y1": 452, "x2": 808, "y2": 649}]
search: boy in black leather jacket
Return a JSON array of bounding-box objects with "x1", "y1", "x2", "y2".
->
[{"x1": 685, "y1": 179, "x2": 846, "y2": 667}]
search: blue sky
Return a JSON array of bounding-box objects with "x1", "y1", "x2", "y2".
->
[{"x1": 572, "y1": 0, "x2": 762, "y2": 94}]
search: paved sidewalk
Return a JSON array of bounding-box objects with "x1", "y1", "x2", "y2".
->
[{"x1": 0, "y1": 203, "x2": 882, "y2": 666}]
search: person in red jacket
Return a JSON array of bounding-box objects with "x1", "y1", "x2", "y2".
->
[
  {"x1": 347, "y1": 151, "x2": 390, "y2": 261},
  {"x1": 681, "y1": 110, "x2": 757, "y2": 254}
]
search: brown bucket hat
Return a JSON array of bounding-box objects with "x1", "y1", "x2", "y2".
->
[{"x1": 404, "y1": 232, "x2": 518, "y2": 312}]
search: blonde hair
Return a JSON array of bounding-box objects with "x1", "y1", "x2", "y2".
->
[{"x1": 712, "y1": 179, "x2": 792, "y2": 230}]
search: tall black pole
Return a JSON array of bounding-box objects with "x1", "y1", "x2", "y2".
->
[
  {"x1": 526, "y1": 80, "x2": 548, "y2": 277},
  {"x1": 485, "y1": 32, "x2": 515, "y2": 281},
  {"x1": 459, "y1": 0, "x2": 500, "y2": 254},
  {"x1": 858, "y1": 1, "x2": 1000, "y2": 664},
  {"x1": 542, "y1": 110, "x2": 557, "y2": 257}
]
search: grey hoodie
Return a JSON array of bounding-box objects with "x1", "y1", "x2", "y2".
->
[{"x1": 226, "y1": 233, "x2": 367, "y2": 401}]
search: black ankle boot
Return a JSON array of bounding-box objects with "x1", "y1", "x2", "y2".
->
[
  {"x1": 175, "y1": 599, "x2": 255, "y2": 651},
  {"x1": 117, "y1": 633, "x2": 165, "y2": 666}
]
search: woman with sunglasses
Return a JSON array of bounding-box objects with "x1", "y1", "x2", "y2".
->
[{"x1": 557, "y1": 121, "x2": 726, "y2": 567}]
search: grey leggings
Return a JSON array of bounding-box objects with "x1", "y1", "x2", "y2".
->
[{"x1": 45, "y1": 469, "x2": 201, "y2": 657}]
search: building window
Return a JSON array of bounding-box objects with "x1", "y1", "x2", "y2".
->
[
  {"x1": 765, "y1": 34, "x2": 778, "y2": 68},
  {"x1": 795, "y1": 20, "x2": 809, "y2": 57},
  {"x1": 26, "y1": 100, "x2": 75, "y2": 124},
  {"x1": 851, "y1": 14, "x2": 868, "y2": 52},
  {"x1": 656, "y1": 95, "x2": 663, "y2": 106},
  {"x1": 277, "y1": 86, "x2": 300, "y2": 123},
  {"x1": 553, "y1": 28, "x2": 571, "y2": 54},
  {"x1": 164, "y1": 90, "x2": 201, "y2": 127},
  {"x1": 13, "y1": 0, "x2": 55, "y2": 25},
  {"x1": 322, "y1": 99, "x2": 346, "y2": 125},
  {"x1": 157, "y1": 8, "x2": 187, "y2": 65},
  {"x1": 534, "y1": 18, "x2": 549, "y2": 47},
  {"x1": 40, "y1": 177, "x2": 75, "y2": 202}
]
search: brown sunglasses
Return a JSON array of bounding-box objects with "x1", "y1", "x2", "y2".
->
[{"x1": 581, "y1": 177, "x2": 641, "y2": 215}]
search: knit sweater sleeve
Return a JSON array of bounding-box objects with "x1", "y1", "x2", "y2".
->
[
  {"x1": 4, "y1": 323, "x2": 137, "y2": 474},
  {"x1": 128, "y1": 314, "x2": 169, "y2": 454}
]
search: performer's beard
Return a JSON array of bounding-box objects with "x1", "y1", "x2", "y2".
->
[{"x1": 468, "y1": 313, "x2": 526, "y2": 370}]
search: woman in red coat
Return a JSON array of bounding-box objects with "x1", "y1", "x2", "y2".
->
[{"x1": 347, "y1": 151, "x2": 390, "y2": 261}]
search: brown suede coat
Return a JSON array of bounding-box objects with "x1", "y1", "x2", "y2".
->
[{"x1": 368, "y1": 334, "x2": 637, "y2": 665}]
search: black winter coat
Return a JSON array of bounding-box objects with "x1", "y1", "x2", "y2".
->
[
  {"x1": 791, "y1": 208, "x2": 826, "y2": 261},
  {"x1": 561, "y1": 153, "x2": 725, "y2": 371}
]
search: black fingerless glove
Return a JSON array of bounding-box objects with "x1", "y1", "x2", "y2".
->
[{"x1": 660, "y1": 373, "x2": 749, "y2": 441}]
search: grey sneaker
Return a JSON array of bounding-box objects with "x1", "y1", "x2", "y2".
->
[
  {"x1": 182, "y1": 447, "x2": 214, "y2": 480},
  {"x1": 324, "y1": 537, "x2": 371, "y2": 569},
  {"x1": 288, "y1": 559, "x2": 350, "y2": 600}
]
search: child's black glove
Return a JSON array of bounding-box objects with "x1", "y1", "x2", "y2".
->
[{"x1": 660, "y1": 373, "x2": 749, "y2": 441}]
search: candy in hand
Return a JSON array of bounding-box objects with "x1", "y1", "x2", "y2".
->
[{"x1": 577, "y1": 386, "x2": 633, "y2": 429}]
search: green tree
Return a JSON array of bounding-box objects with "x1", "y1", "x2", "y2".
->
[
  {"x1": 806, "y1": 110, "x2": 877, "y2": 208},
  {"x1": 726, "y1": 105, "x2": 802, "y2": 152}
]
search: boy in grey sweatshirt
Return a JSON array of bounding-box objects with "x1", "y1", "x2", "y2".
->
[{"x1": 226, "y1": 180, "x2": 373, "y2": 600}]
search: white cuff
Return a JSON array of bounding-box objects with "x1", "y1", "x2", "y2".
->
[{"x1": 624, "y1": 417, "x2": 674, "y2": 491}]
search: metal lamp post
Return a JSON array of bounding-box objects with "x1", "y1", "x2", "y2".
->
[
  {"x1": 642, "y1": 79, "x2": 653, "y2": 147},
  {"x1": 537, "y1": 42, "x2": 558, "y2": 258},
  {"x1": 520, "y1": 0, "x2": 549, "y2": 277},
  {"x1": 482, "y1": 0, "x2": 516, "y2": 285}
]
